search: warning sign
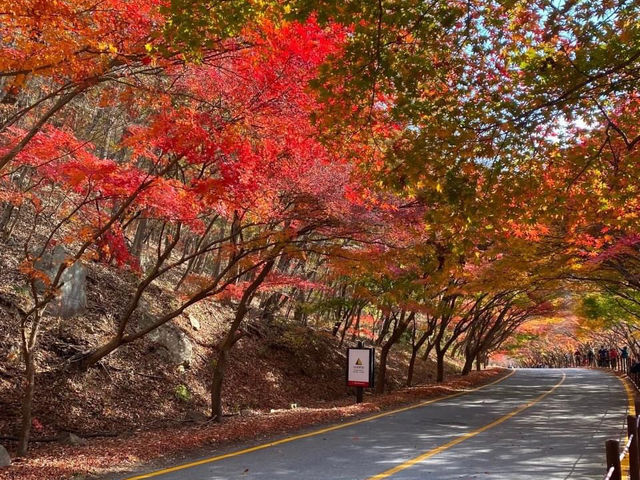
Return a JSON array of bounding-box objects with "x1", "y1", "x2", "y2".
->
[{"x1": 347, "y1": 348, "x2": 374, "y2": 387}]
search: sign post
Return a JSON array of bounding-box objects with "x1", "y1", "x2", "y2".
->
[{"x1": 346, "y1": 341, "x2": 375, "y2": 404}]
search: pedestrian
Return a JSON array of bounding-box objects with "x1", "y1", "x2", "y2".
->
[
  {"x1": 598, "y1": 346, "x2": 607, "y2": 367},
  {"x1": 587, "y1": 348, "x2": 595, "y2": 367},
  {"x1": 574, "y1": 349, "x2": 582, "y2": 367},
  {"x1": 621, "y1": 346, "x2": 629, "y2": 372},
  {"x1": 609, "y1": 346, "x2": 618, "y2": 370}
]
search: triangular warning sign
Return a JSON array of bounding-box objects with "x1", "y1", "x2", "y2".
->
[{"x1": 355, "y1": 358, "x2": 363, "y2": 366}]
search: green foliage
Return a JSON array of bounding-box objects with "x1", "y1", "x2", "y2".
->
[
  {"x1": 503, "y1": 332, "x2": 538, "y2": 353},
  {"x1": 174, "y1": 384, "x2": 191, "y2": 402},
  {"x1": 160, "y1": 0, "x2": 283, "y2": 59},
  {"x1": 579, "y1": 293, "x2": 640, "y2": 329}
]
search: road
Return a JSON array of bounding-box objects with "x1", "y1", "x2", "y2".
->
[{"x1": 123, "y1": 369, "x2": 631, "y2": 480}]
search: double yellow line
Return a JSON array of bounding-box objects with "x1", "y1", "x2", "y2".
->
[
  {"x1": 367, "y1": 373, "x2": 566, "y2": 479},
  {"x1": 125, "y1": 370, "x2": 516, "y2": 479}
]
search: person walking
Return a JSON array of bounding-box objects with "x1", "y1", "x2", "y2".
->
[
  {"x1": 587, "y1": 348, "x2": 595, "y2": 367},
  {"x1": 621, "y1": 346, "x2": 629, "y2": 372},
  {"x1": 598, "y1": 346, "x2": 607, "y2": 367},
  {"x1": 574, "y1": 349, "x2": 582, "y2": 367},
  {"x1": 609, "y1": 347, "x2": 619, "y2": 370}
]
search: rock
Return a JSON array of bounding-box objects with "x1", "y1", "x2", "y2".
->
[
  {"x1": 138, "y1": 306, "x2": 193, "y2": 366},
  {"x1": 240, "y1": 408, "x2": 254, "y2": 417},
  {"x1": 34, "y1": 245, "x2": 87, "y2": 319},
  {"x1": 58, "y1": 432, "x2": 86, "y2": 446},
  {"x1": 148, "y1": 324, "x2": 193, "y2": 366},
  {"x1": 0, "y1": 445, "x2": 10, "y2": 467},
  {"x1": 55, "y1": 261, "x2": 87, "y2": 319},
  {"x1": 188, "y1": 314, "x2": 201, "y2": 331}
]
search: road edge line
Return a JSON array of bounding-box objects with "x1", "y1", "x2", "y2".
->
[
  {"x1": 123, "y1": 369, "x2": 516, "y2": 479},
  {"x1": 617, "y1": 372, "x2": 635, "y2": 477}
]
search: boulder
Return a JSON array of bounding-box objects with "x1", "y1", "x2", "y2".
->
[
  {"x1": 0, "y1": 445, "x2": 10, "y2": 467},
  {"x1": 34, "y1": 245, "x2": 87, "y2": 319},
  {"x1": 54, "y1": 261, "x2": 87, "y2": 319},
  {"x1": 137, "y1": 305, "x2": 193, "y2": 366},
  {"x1": 148, "y1": 324, "x2": 193, "y2": 366}
]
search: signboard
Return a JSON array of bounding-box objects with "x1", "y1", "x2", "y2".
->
[{"x1": 347, "y1": 348, "x2": 375, "y2": 387}]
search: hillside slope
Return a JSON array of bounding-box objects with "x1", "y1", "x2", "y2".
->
[{"x1": 0, "y1": 247, "x2": 453, "y2": 443}]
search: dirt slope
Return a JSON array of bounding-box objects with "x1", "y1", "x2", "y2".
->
[{"x1": 0, "y1": 252, "x2": 450, "y2": 441}]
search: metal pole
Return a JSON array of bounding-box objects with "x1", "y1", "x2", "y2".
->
[
  {"x1": 356, "y1": 341, "x2": 364, "y2": 404},
  {"x1": 629, "y1": 415, "x2": 640, "y2": 480},
  {"x1": 606, "y1": 439, "x2": 622, "y2": 480}
]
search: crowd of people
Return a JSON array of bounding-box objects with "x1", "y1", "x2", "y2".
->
[
  {"x1": 571, "y1": 346, "x2": 633, "y2": 370},
  {"x1": 528, "y1": 345, "x2": 640, "y2": 371}
]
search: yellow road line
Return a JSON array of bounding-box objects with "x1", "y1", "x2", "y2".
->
[
  {"x1": 601, "y1": 369, "x2": 636, "y2": 477},
  {"x1": 620, "y1": 373, "x2": 635, "y2": 415},
  {"x1": 125, "y1": 370, "x2": 516, "y2": 479},
  {"x1": 618, "y1": 374, "x2": 635, "y2": 477},
  {"x1": 367, "y1": 373, "x2": 567, "y2": 480}
]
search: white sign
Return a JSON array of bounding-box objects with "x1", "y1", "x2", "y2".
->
[{"x1": 347, "y1": 348, "x2": 373, "y2": 387}]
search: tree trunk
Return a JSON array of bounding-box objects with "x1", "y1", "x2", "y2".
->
[
  {"x1": 420, "y1": 341, "x2": 435, "y2": 361},
  {"x1": 376, "y1": 344, "x2": 391, "y2": 394},
  {"x1": 77, "y1": 335, "x2": 123, "y2": 371},
  {"x1": 131, "y1": 217, "x2": 148, "y2": 258},
  {"x1": 375, "y1": 314, "x2": 392, "y2": 346},
  {"x1": 436, "y1": 349, "x2": 445, "y2": 383},
  {"x1": 461, "y1": 352, "x2": 475, "y2": 376},
  {"x1": 407, "y1": 325, "x2": 432, "y2": 386},
  {"x1": 292, "y1": 289, "x2": 307, "y2": 325},
  {"x1": 339, "y1": 307, "x2": 356, "y2": 347},
  {"x1": 210, "y1": 258, "x2": 276, "y2": 420},
  {"x1": 210, "y1": 348, "x2": 229, "y2": 421},
  {"x1": 406, "y1": 349, "x2": 418, "y2": 387},
  {"x1": 376, "y1": 312, "x2": 413, "y2": 392},
  {"x1": 259, "y1": 293, "x2": 281, "y2": 322},
  {"x1": 0, "y1": 204, "x2": 14, "y2": 233},
  {"x1": 5, "y1": 205, "x2": 21, "y2": 238},
  {"x1": 18, "y1": 350, "x2": 35, "y2": 456},
  {"x1": 351, "y1": 306, "x2": 363, "y2": 341},
  {"x1": 332, "y1": 320, "x2": 342, "y2": 336},
  {"x1": 209, "y1": 220, "x2": 227, "y2": 278}
]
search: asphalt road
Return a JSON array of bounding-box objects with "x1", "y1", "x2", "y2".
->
[{"x1": 124, "y1": 369, "x2": 630, "y2": 480}]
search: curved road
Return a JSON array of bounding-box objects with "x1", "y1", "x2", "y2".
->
[{"x1": 123, "y1": 369, "x2": 630, "y2": 480}]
